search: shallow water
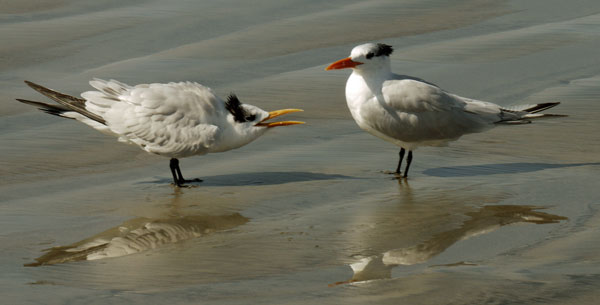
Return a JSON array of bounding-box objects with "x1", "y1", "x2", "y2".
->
[{"x1": 1, "y1": 0, "x2": 600, "y2": 304}]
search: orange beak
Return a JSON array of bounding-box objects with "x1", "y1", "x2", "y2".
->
[
  {"x1": 255, "y1": 109, "x2": 305, "y2": 128},
  {"x1": 325, "y1": 57, "x2": 363, "y2": 70}
]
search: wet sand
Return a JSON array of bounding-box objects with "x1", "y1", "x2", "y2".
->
[{"x1": 1, "y1": 0, "x2": 600, "y2": 304}]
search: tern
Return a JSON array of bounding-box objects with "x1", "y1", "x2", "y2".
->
[
  {"x1": 17, "y1": 79, "x2": 304, "y2": 186},
  {"x1": 326, "y1": 43, "x2": 563, "y2": 178}
]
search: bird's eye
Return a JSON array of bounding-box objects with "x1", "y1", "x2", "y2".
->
[
  {"x1": 245, "y1": 114, "x2": 256, "y2": 121},
  {"x1": 366, "y1": 52, "x2": 374, "y2": 59}
]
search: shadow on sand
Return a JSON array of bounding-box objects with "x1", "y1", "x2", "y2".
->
[
  {"x1": 423, "y1": 162, "x2": 599, "y2": 177},
  {"x1": 139, "y1": 171, "x2": 353, "y2": 187}
]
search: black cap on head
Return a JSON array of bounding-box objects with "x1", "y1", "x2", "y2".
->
[
  {"x1": 226, "y1": 94, "x2": 252, "y2": 123},
  {"x1": 375, "y1": 43, "x2": 393, "y2": 57}
]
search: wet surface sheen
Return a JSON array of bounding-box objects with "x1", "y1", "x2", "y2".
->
[{"x1": 1, "y1": 0, "x2": 600, "y2": 304}]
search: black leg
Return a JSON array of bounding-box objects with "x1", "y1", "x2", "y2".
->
[
  {"x1": 403, "y1": 151, "x2": 413, "y2": 178},
  {"x1": 175, "y1": 165, "x2": 185, "y2": 184},
  {"x1": 169, "y1": 158, "x2": 202, "y2": 187},
  {"x1": 395, "y1": 148, "x2": 405, "y2": 174},
  {"x1": 170, "y1": 158, "x2": 183, "y2": 187}
]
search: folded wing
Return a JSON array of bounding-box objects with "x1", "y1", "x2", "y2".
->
[
  {"x1": 21, "y1": 80, "x2": 224, "y2": 158},
  {"x1": 82, "y1": 79, "x2": 223, "y2": 157}
]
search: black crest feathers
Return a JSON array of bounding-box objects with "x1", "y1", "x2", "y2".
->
[
  {"x1": 225, "y1": 94, "x2": 249, "y2": 123},
  {"x1": 375, "y1": 43, "x2": 394, "y2": 57}
]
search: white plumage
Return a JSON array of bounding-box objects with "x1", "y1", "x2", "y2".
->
[
  {"x1": 81, "y1": 80, "x2": 222, "y2": 157},
  {"x1": 327, "y1": 43, "x2": 563, "y2": 177},
  {"x1": 18, "y1": 79, "x2": 303, "y2": 186}
]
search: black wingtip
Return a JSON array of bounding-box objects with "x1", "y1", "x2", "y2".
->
[
  {"x1": 15, "y1": 98, "x2": 44, "y2": 107},
  {"x1": 21, "y1": 81, "x2": 106, "y2": 124},
  {"x1": 24, "y1": 80, "x2": 38, "y2": 89},
  {"x1": 16, "y1": 98, "x2": 73, "y2": 118},
  {"x1": 23, "y1": 80, "x2": 49, "y2": 94},
  {"x1": 526, "y1": 102, "x2": 561, "y2": 113}
]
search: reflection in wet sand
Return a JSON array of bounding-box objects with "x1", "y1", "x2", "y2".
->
[
  {"x1": 336, "y1": 205, "x2": 566, "y2": 285},
  {"x1": 26, "y1": 213, "x2": 248, "y2": 266}
]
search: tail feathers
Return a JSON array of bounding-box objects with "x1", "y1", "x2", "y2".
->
[
  {"x1": 23, "y1": 81, "x2": 106, "y2": 125},
  {"x1": 16, "y1": 99, "x2": 74, "y2": 119},
  {"x1": 499, "y1": 102, "x2": 565, "y2": 124}
]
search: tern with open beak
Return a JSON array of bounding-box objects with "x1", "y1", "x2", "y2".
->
[
  {"x1": 327, "y1": 43, "x2": 563, "y2": 177},
  {"x1": 17, "y1": 79, "x2": 303, "y2": 186}
]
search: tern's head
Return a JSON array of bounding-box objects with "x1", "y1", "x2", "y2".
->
[
  {"x1": 325, "y1": 43, "x2": 393, "y2": 73},
  {"x1": 220, "y1": 95, "x2": 303, "y2": 149}
]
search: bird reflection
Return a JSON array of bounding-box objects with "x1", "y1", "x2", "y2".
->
[
  {"x1": 334, "y1": 203, "x2": 566, "y2": 286},
  {"x1": 26, "y1": 191, "x2": 248, "y2": 266}
]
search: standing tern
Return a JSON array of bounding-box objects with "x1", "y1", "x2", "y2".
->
[
  {"x1": 17, "y1": 79, "x2": 303, "y2": 186},
  {"x1": 326, "y1": 43, "x2": 564, "y2": 177}
]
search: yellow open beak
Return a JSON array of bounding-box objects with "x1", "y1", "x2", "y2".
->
[
  {"x1": 325, "y1": 57, "x2": 363, "y2": 70},
  {"x1": 255, "y1": 109, "x2": 305, "y2": 128}
]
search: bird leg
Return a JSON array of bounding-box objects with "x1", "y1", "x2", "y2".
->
[
  {"x1": 170, "y1": 158, "x2": 180, "y2": 186},
  {"x1": 169, "y1": 158, "x2": 202, "y2": 187},
  {"x1": 403, "y1": 151, "x2": 413, "y2": 178},
  {"x1": 395, "y1": 148, "x2": 406, "y2": 174}
]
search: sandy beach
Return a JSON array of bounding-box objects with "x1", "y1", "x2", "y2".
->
[{"x1": 1, "y1": 0, "x2": 600, "y2": 304}]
